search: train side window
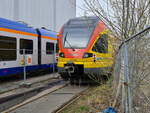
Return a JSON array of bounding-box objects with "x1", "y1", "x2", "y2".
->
[
  {"x1": 46, "y1": 42, "x2": 54, "y2": 54},
  {"x1": 92, "y1": 34, "x2": 108, "y2": 53},
  {"x1": 20, "y1": 39, "x2": 33, "y2": 54},
  {"x1": 0, "y1": 36, "x2": 17, "y2": 61}
]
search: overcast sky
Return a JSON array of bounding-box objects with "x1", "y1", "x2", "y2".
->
[
  {"x1": 76, "y1": 0, "x2": 107, "y2": 17},
  {"x1": 76, "y1": 0, "x2": 85, "y2": 17}
]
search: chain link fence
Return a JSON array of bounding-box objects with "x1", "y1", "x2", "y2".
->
[{"x1": 113, "y1": 26, "x2": 150, "y2": 113}]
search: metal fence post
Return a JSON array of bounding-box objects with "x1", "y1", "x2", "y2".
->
[
  {"x1": 114, "y1": 27, "x2": 150, "y2": 113},
  {"x1": 124, "y1": 44, "x2": 133, "y2": 113}
]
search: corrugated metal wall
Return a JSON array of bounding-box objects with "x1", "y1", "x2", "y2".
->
[
  {"x1": 55, "y1": 0, "x2": 76, "y2": 31},
  {"x1": 0, "y1": 0, "x2": 14, "y2": 19},
  {"x1": 0, "y1": 0, "x2": 76, "y2": 32}
]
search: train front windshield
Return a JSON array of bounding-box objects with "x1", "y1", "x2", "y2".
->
[{"x1": 63, "y1": 27, "x2": 94, "y2": 48}]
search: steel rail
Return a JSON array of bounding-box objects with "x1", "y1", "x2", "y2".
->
[
  {"x1": 0, "y1": 74, "x2": 59, "y2": 95},
  {"x1": 52, "y1": 87, "x2": 90, "y2": 113},
  {"x1": 0, "y1": 80, "x2": 67, "y2": 113}
]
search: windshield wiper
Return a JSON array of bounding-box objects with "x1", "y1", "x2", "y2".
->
[{"x1": 64, "y1": 32, "x2": 75, "y2": 51}]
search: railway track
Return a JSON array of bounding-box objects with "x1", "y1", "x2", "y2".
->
[
  {"x1": 53, "y1": 87, "x2": 89, "y2": 113},
  {"x1": 0, "y1": 83, "x2": 88, "y2": 113},
  {"x1": 0, "y1": 79, "x2": 67, "y2": 113},
  {"x1": 0, "y1": 72, "x2": 90, "y2": 113},
  {"x1": 0, "y1": 73, "x2": 59, "y2": 95}
]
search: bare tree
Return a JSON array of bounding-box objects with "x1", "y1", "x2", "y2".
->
[
  {"x1": 82, "y1": 0, "x2": 150, "y2": 86},
  {"x1": 82, "y1": 1, "x2": 150, "y2": 112},
  {"x1": 83, "y1": 0, "x2": 150, "y2": 40}
]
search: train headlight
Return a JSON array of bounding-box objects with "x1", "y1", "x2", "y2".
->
[
  {"x1": 59, "y1": 52, "x2": 65, "y2": 58},
  {"x1": 83, "y1": 53, "x2": 93, "y2": 58}
]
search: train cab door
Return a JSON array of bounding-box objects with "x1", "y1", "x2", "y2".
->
[
  {"x1": 41, "y1": 38, "x2": 55, "y2": 66},
  {"x1": 19, "y1": 35, "x2": 38, "y2": 67},
  {"x1": 91, "y1": 33, "x2": 113, "y2": 67}
]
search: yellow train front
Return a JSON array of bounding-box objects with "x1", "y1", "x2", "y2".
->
[{"x1": 57, "y1": 16, "x2": 114, "y2": 82}]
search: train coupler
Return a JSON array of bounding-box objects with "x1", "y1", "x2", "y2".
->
[{"x1": 64, "y1": 65, "x2": 75, "y2": 74}]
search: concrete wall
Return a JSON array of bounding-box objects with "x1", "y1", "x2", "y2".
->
[{"x1": 0, "y1": 0, "x2": 76, "y2": 32}]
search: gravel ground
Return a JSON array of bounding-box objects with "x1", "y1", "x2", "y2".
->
[
  {"x1": 0, "y1": 73, "x2": 59, "y2": 94},
  {"x1": 9, "y1": 85, "x2": 88, "y2": 113}
]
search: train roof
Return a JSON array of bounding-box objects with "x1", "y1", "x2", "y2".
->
[
  {"x1": 65, "y1": 16, "x2": 100, "y2": 27},
  {"x1": 39, "y1": 28, "x2": 57, "y2": 38},
  {"x1": 0, "y1": 18, "x2": 37, "y2": 34},
  {"x1": 0, "y1": 18, "x2": 28, "y2": 28},
  {"x1": 0, "y1": 18, "x2": 57, "y2": 39}
]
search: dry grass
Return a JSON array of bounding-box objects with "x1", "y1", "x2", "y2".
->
[{"x1": 61, "y1": 81, "x2": 114, "y2": 113}]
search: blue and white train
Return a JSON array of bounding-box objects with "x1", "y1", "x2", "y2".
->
[{"x1": 0, "y1": 18, "x2": 58, "y2": 77}]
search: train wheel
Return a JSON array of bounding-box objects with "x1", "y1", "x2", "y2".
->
[{"x1": 70, "y1": 78, "x2": 75, "y2": 85}]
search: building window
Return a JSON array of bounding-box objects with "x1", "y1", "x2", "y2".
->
[
  {"x1": 20, "y1": 39, "x2": 33, "y2": 54},
  {"x1": 0, "y1": 36, "x2": 17, "y2": 61},
  {"x1": 46, "y1": 42, "x2": 54, "y2": 54},
  {"x1": 92, "y1": 34, "x2": 108, "y2": 53}
]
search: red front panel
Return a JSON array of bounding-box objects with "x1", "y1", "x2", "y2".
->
[{"x1": 58, "y1": 21, "x2": 106, "y2": 59}]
